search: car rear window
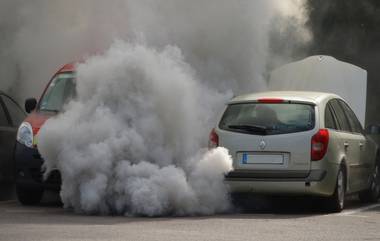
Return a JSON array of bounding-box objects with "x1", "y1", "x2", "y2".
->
[{"x1": 219, "y1": 103, "x2": 315, "y2": 135}]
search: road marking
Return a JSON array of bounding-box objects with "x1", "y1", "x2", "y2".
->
[
  {"x1": 342, "y1": 215, "x2": 369, "y2": 218},
  {"x1": 338, "y1": 203, "x2": 380, "y2": 216}
]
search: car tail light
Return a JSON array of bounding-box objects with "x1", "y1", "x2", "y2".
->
[
  {"x1": 311, "y1": 129, "x2": 329, "y2": 161},
  {"x1": 257, "y1": 98, "x2": 285, "y2": 103},
  {"x1": 208, "y1": 128, "x2": 219, "y2": 149}
]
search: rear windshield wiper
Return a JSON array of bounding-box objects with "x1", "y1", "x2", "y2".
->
[{"x1": 228, "y1": 124, "x2": 270, "y2": 134}]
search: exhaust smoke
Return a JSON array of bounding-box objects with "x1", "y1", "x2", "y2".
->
[
  {"x1": 0, "y1": 0, "x2": 309, "y2": 100},
  {"x1": 38, "y1": 42, "x2": 233, "y2": 216},
  {"x1": 6, "y1": 0, "x2": 310, "y2": 215}
]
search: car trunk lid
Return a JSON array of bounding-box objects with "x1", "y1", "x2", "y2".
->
[{"x1": 217, "y1": 101, "x2": 317, "y2": 178}]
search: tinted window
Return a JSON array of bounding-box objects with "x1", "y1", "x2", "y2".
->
[
  {"x1": 0, "y1": 100, "x2": 9, "y2": 126},
  {"x1": 339, "y1": 100, "x2": 363, "y2": 134},
  {"x1": 367, "y1": 124, "x2": 380, "y2": 135},
  {"x1": 39, "y1": 72, "x2": 76, "y2": 112},
  {"x1": 330, "y1": 99, "x2": 351, "y2": 132},
  {"x1": 325, "y1": 103, "x2": 337, "y2": 129},
  {"x1": 219, "y1": 103, "x2": 315, "y2": 135},
  {"x1": 1, "y1": 95, "x2": 25, "y2": 126}
]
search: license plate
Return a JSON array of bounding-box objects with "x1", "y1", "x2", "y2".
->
[{"x1": 241, "y1": 153, "x2": 284, "y2": 165}]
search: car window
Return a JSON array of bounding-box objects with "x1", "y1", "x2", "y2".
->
[
  {"x1": 366, "y1": 124, "x2": 380, "y2": 135},
  {"x1": 329, "y1": 99, "x2": 351, "y2": 132},
  {"x1": 219, "y1": 103, "x2": 315, "y2": 135},
  {"x1": 0, "y1": 99, "x2": 10, "y2": 126},
  {"x1": 39, "y1": 72, "x2": 76, "y2": 112},
  {"x1": 325, "y1": 103, "x2": 337, "y2": 130},
  {"x1": 338, "y1": 100, "x2": 363, "y2": 134},
  {"x1": 1, "y1": 95, "x2": 25, "y2": 126}
]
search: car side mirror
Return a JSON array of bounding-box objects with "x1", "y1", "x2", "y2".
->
[
  {"x1": 25, "y1": 98, "x2": 37, "y2": 113},
  {"x1": 365, "y1": 124, "x2": 380, "y2": 135}
]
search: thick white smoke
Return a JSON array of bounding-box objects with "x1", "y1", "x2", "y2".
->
[
  {"x1": 38, "y1": 42, "x2": 233, "y2": 216},
  {"x1": 11, "y1": 0, "x2": 310, "y2": 215},
  {"x1": 0, "y1": 0, "x2": 309, "y2": 100}
]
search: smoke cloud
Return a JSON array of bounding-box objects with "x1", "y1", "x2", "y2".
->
[
  {"x1": 1, "y1": 1, "x2": 310, "y2": 215},
  {"x1": 0, "y1": 0, "x2": 309, "y2": 100},
  {"x1": 38, "y1": 42, "x2": 234, "y2": 215}
]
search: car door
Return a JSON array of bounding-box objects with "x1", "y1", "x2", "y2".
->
[
  {"x1": 324, "y1": 101, "x2": 342, "y2": 163},
  {"x1": 1, "y1": 95, "x2": 25, "y2": 128},
  {"x1": 329, "y1": 99, "x2": 362, "y2": 193},
  {"x1": 338, "y1": 100, "x2": 370, "y2": 190},
  {"x1": 0, "y1": 94, "x2": 25, "y2": 183},
  {"x1": 0, "y1": 95, "x2": 17, "y2": 183}
]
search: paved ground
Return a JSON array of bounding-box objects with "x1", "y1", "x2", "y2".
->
[{"x1": 0, "y1": 192, "x2": 379, "y2": 241}]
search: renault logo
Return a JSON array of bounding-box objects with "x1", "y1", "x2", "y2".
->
[{"x1": 259, "y1": 140, "x2": 266, "y2": 150}]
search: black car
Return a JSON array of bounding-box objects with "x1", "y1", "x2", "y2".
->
[{"x1": 0, "y1": 91, "x2": 25, "y2": 185}]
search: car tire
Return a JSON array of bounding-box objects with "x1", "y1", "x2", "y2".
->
[
  {"x1": 16, "y1": 186, "x2": 43, "y2": 205},
  {"x1": 327, "y1": 167, "x2": 346, "y2": 212},
  {"x1": 359, "y1": 161, "x2": 380, "y2": 203}
]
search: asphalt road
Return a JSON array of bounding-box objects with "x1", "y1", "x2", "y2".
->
[{"x1": 0, "y1": 192, "x2": 379, "y2": 241}]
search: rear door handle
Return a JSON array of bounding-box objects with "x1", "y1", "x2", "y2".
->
[{"x1": 344, "y1": 142, "x2": 349, "y2": 148}]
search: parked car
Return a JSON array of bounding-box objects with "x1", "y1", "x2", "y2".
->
[
  {"x1": 14, "y1": 63, "x2": 75, "y2": 205},
  {"x1": 210, "y1": 91, "x2": 380, "y2": 212},
  {"x1": 0, "y1": 92, "x2": 26, "y2": 184}
]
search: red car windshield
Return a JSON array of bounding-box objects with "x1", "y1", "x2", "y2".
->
[{"x1": 39, "y1": 72, "x2": 76, "y2": 112}]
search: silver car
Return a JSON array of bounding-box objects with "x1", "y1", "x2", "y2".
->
[{"x1": 210, "y1": 91, "x2": 380, "y2": 211}]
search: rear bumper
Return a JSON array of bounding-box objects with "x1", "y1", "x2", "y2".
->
[
  {"x1": 225, "y1": 165, "x2": 340, "y2": 196},
  {"x1": 14, "y1": 142, "x2": 61, "y2": 191}
]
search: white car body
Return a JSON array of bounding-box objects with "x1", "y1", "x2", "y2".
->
[{"x1": 211, "y1": 91, "x2": 379, "y2": 211}]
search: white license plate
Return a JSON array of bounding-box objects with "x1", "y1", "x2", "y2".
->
[{"x1": 241, "y1": 153, "x2": 284, "y2": 164}]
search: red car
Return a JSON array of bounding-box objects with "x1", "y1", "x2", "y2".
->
[{"x1": 14, "y1": 63, "x2": 75, "y2": 205}]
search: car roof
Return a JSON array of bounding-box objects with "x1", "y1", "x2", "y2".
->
[
  {"x1": 57, "y1": 62, "x2": 76, "y2": 74},
  {"x1": 229, "y1": 91, "x2": 342, "y2": 105},
  {"x1": 0, "y1": 91, "x2": 25, "y2": 113}
]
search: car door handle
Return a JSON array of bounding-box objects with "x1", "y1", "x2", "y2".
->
[
  {"x1": 359, "y1": 142, "x2": 364, "y2": 149},
  {"x1": 344, "y1": 142, "x2": 349, "y2": 148}
]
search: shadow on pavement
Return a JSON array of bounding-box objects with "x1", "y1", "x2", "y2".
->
[
  {"x1": 231, "y1": 194, "x2": 325, "y2": 215},
  {"x1": 230, "y1": 193, "x2": 366, "y2": 216},
  {"x1": 1, "y1": 189, "x2": 377, "y2": 225}
]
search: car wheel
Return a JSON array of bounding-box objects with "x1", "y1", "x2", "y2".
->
[
  {"x1": 16, "y1": 186, "x2": 43, "y2": 205},
  {"x1": 359, "y1": 161, "x2": 380, "y2": 203},
  {"x1": 327, "y1": 168, "x2": 346, "y2": 212}
]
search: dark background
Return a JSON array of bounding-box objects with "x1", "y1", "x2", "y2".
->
[{"x1": 305, "y1": 0, "x2": 380, "y2": 125}]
